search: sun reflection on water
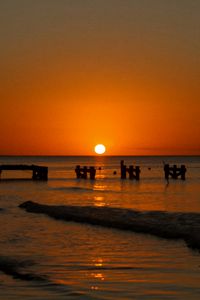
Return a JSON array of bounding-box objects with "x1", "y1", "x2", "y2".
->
[
  {"x1": 93, "y1": 196, "x2": 106, "y2": 207},
  {"x1": 90, "y1": 258, "x2": 106, "y2": 291},
  {"x1": 94, "y1": 258, "x2": 104, "y2": 267},
  {"x1": 93, "y1": 184, "x2": 107, "y2": 191}
]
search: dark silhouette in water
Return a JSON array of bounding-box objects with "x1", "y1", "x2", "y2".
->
[
  {"x1": 20, "y1": 201, "x2": 200, "y2": 252},
  {"x1": 120, "y1": 160, "x2": 140, "y2": 180},
  {"x1": 164, "y1": 164, "x2": 186, "y2": 180},
  {"x1": 75, "y1": 165, "x2": 96, "y2": 179},
  {"x1": 0, "y1": 164, "x2": 48, "y2": 180},
  {"x1": 0, "y1": 256, "x2": 47, "y2": 281}
]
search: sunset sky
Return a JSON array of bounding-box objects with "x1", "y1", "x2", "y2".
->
[{"x1": 0, "y1": 0, "x2": 199, "y2": 155}]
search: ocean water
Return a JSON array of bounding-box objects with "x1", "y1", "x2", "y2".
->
[{"x1": 0, "y1": 156, "x2": 200, "y2": 299}]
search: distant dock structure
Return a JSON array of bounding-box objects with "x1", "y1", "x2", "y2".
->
[
  {"x1": 164, "y1": 164, "x2": 186, "y2": 180},
  {"x1": 75, "y1": 165, "x2": 96, "y2": 180},
  {"x1": 120, "y1": 160, "x2": 140, "y2": 180},
  {"x1": 0, "y1": 165, "x2": 48, "y2": 180}
]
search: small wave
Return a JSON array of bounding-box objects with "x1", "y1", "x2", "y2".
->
[
  {"x1": 0, "y1": 256, "x2": 86, "y2": 292},
  {"x1": 74, "y1": 265, "x2": 143, "y2": 271},
  {"x1": 0, "y1": 256, "x2": 47, "y2": 282},
  {"x1": 50, "y1": 186, "x2": 94, "y2": 192},
  {"x1": 50, "y1": 186, "x2": 122, "y2": 194},
  {"x1": 19, "y1": 201, "x2": 200, "y2": 252}
]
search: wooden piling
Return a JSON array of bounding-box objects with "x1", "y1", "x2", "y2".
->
[
  {"x1": 75, "y1": 165, "x2": 81, "y2": 179},
  {"x1": 120, "y1": 160, "x2": 127, "y2": 179},
  {"x1": 83, "y1": 166, "x2": 88, "y2": 179},
  {"x1": 89, "y1": 167, "x2": 96, "y2": 180},
  {"x1": 135, "y1": 166, "x2": 140, "y2": 180},
  {"x1": 164, "y1": 164, "x2": 186, "y2": 180},
  {"x1": 181, "y1": 165, "x2": 186, "y2": 180},
  {"x1": 128, "y1": 165, "x2": 134, "y2": 180},
  {"x1": 121, "y1": 160, "x2": 140, "y2": 180},
  {"x1": 75, "y1": 165, "x2": 96, "y2": 180}
]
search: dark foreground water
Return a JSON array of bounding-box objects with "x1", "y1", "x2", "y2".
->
[{"x1": 0, "y1": 156, "x2": 200, "y2": 299}]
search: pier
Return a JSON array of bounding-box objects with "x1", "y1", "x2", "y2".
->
[
  {"x1": 120, "y1": 160, "x2": 140, "y2": 180},
  {"x1": 164, "y1": 164, "x2": 186, "y2": 180},
  {"x1": 0, "y1": 165, "x2": 48, "y2": 180}
]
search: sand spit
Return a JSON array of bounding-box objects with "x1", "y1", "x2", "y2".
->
[
  {"x1": 19, "y1": 201, "x2": 200, "y2": 251},
  {"x1": 0, "y1": 256, "x2": 47, "y2": 282}
]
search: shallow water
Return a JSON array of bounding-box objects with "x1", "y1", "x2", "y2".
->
[{"x1": 0, "y1": 156, "x2": 200, "y2": 299}]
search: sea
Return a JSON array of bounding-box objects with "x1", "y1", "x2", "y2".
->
[{"x1": 0, "y1": 155, "x2": 200, "y2": 300}]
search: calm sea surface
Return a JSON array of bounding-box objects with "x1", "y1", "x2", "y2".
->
[{"x1": 0, "y1": 156, "x2": 200, "y2": 299}]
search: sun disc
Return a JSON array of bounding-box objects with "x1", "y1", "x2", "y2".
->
[{"x1": 95, "y1": 144, "x2": 106, "y2": 154}]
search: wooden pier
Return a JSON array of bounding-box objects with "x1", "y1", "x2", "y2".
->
[
  {"x1": 120, "y1": 160, "x2": 140, "y2": 180},
  {"x1": 164, "y1": 164, "x2": 186, "y2": 180},
  {"x1": 75, "y1": 165, "x2": 96, "y2": 180},
  {"x1": 0, "y1": 165, "x2": 48, "y2": 180}
]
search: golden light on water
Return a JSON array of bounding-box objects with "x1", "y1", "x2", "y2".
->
[{"x1": 95, "y1": 144, "x2": 106, "y2": 155}]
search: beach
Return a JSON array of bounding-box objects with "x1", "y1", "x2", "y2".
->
[{"x1": 0, "y1": 155, "x2": 200, "y2": 299}]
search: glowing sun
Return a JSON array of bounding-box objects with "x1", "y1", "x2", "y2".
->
[{"x1": 95, "y1": 144, "x2": 106, "y2": 155}]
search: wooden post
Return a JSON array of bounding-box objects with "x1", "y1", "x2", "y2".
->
[
  {"x1": 172, "y1": 165, "x2": 178, "y2": 179},
  {"x1": 164, "y1": 164, "x2": 169, "y2": 180},
  {"x1": 121, "y1": 160, "x2": 126, "y2": 179},
  {"x1": 164, "y1": 164, "x2": 186, "y2": 180},
  {"x1": 83, "y1": 166, "x2": 87, "y2": 179},
  {"x1": 135, "y1": 166, "x2": 140, "y2": 180},
  {"x1": 32, "y1": 169, "x2": 37, "y2": 180},
  {"x1": 40, "y1": 167, "x2": 48, "y2": 180},
  {"x1": 180, "y1": 165, "x2": 186, "y2": 180},
  {"x1": 32, "y1": 167, "x2": 48, "y2": 180},
  {"x1": 89, "y1": 167, "x2": 96, "y2": 180},
  {"x1": 128, "y1": 165, "x2": 134, "y2": 180},
  {"x1": 75, "y1": 165, "x2": 81, "y2": 178}
]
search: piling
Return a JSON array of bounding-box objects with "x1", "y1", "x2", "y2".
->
[
  {"x1": 75, "y1": 165, "x2": 96, "y2": 180},
  {"x1": 120, "y1": 160, "x2": 140, "y2": 180},
  {"x1": 164, "y1": 164, "x2": 186, "y2": 180}
]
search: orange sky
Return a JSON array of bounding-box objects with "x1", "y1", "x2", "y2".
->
[{"x1": 0, "y1": 0, "x2": 199, "y2": 155}]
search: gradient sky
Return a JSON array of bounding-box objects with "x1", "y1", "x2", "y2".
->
[{"x1": 0, "y1": 0, "x2": 199, "y2": 155}]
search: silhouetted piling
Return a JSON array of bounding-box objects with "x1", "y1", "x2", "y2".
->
[
  {"x1": 120, "y1": 160, "x2": 127, "y2": 179},
  {"x1": 75, "y1": 165, "x2": 96, "y2": 180},
  {"x1": 120, "y1": 160, "x2": 140, "y2": 180},
  {"x1": 164, "y1": 164, "x2": 186, "y2": 180},
  {"x1": 89, "y1": 167, "x2": 96, "y2": 180}
]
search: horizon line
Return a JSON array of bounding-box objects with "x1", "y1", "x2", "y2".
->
[{"x1": 0, "y1": 154, "x2": 200, "y2": 157}]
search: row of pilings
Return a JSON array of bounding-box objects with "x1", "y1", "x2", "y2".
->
[
  {"x1": 75, "y1": 160, "x2": 187, "y2": 181},
  {"x1": 0, "y1": 161, "x2": 187, "y2": 181}
]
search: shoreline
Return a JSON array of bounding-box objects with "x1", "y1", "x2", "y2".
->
[{"x1": 19, "y1": 201, "x2": 200, "y2": 252}]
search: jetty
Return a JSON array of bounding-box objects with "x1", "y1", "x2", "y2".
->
[{"x1": 0, "y1": 165, "x2": 48, "y2": 180}]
